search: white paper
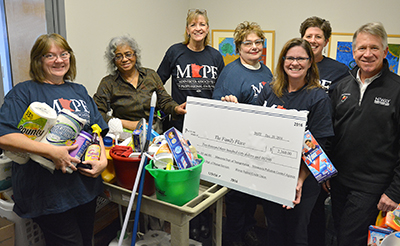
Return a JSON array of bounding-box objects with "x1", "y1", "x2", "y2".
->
[{"x1": 183, "y1": 97, "x2": 307, "y2": 206}]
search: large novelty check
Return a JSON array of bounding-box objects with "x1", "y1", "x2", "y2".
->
[{"x1": 183, "y1": 97, "x2": 308, "y2": 206}]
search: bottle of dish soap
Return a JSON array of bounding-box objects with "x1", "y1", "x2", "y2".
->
[{"x1": 84, "y1": 124, "x2": 102, "y2": 161}]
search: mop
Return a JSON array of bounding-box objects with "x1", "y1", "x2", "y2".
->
[
  {"x1": 117, "y1": 91, "x2": 157, "y2": 246},
  {"x1": 130, "y1": 91, "x2": 157, "y2": 246}
]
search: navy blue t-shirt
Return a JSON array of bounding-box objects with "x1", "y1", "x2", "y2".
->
[
  {"x1": 212, "y1": 58, "x2": 273, "y2": 105},
  {"x1": 157, "y1": 43, "x2": 225, "y2": 131},
  {"x1": 0, "y1": 80, "x2": 108, "y2": 218},
  {"x1": 318, "y1": 56, "x2": 349, "y2": 96},
  {"x1": 256, "y1": 83, "x2": 334, "y2": 197},
  {"x1": 257, "y1": 84, "x2": 333, "y2": 139},
  {"x1": 157, "y1": 43, "x2": 225, "y2": 104}
]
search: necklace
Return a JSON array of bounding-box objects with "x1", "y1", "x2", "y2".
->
[
  {"x1": 187, "y1": 42, "x2": 205, "y2": 52},
  {"x1": 123, "y1": 69, "x2": 137, "y2": 84}
]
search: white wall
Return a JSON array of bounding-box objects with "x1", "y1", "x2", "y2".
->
[
  {"x1": 64, "y1": 0, "x2": 189, "y2": 95},
  {"x1": 65, "y1": 0, "x2": 400, "y2": 96}
]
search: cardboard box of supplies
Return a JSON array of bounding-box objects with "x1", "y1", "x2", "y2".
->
[
  {"x1": 164, "y1": 127, "x2": 196, "y2": 169},
  {"x1": 0, "y1": 217, "x2": 14, "y2": 246},
  {"x1": 302, "y1": 130, "x2": 337, "y2": 183}
]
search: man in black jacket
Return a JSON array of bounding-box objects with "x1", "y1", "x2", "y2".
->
[{"x1": 330, "y1": 22, "x2": 400, "y2": 246}]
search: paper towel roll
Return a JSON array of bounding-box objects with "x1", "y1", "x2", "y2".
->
[
  {"x1": 5, "y1": 102, "x2": 57, "y2": 164},
  {"x1": 30, "y1": 109, "x2": 87, "y2": 173}
]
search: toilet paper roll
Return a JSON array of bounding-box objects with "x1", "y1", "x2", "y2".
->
[
  {"x1": 30, "y1": 109, "x2": 87, "y2": 173},
  {"x1": 5, "y1": 102, "x2": 57, "y2": 164}
]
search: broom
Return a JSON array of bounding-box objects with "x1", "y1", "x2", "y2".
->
[{"x1": 118, "y1": 91, "x2": 157, "y2": 246}]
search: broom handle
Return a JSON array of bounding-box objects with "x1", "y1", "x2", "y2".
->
[
  {"x1": 117, "y1": 155, "x2": 146, "y2": 246},
  {"x1": 131, "y1": 92, "x2": 157, "y2": 246}
]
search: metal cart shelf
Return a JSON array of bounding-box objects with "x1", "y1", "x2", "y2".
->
[{"x1": 103, "y1": 180, "x2": 228, "y2": 246}]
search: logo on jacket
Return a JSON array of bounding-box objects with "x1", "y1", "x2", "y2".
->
[
  {"x1": 374, "y1": 97, "x2": 391, "y2": 106},
  {"x1": 340, "y1": 93, "x2": 350, "y2": 103}
]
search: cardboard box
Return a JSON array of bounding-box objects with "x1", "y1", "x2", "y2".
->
[
  {"x1": 0, "y1": 217, "x2": 14, "y2": 246},
  {"x1": 368, "y1": 225, "x2": 393, "y2": 246},
  {"x1": 164, "y1": 127, "x2": 196, "y2": 169},
  {"x1": 302, "y1": 130, "x2": 337, "y2": 183},
  {"x1": 132, "y1": 129, "x2": 143, "y2": 152},
  {"x1": 376, "y1": 205, "x2": 400, "y2": 231},
  {"x1": 128, "y1": 129, "x2": 144, "y2": 152}
]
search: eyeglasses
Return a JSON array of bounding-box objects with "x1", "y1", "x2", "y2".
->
[
  {"x1": 43, "y1": 52, "x2": 70, "y2": 61},
  {"x1": 283, "y1": 56, "x2": 310, "y2": 63},
  {"x1": 187, "y1": 8, "x2": 207, "y2": 16},
  {"x1": 114, "y1": 52, "x2": 135, "y2": 61},
  {"x1": 242, "y1": 39, "x2": 264, "y2": 48}
]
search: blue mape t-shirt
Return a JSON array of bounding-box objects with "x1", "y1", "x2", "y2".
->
[
  {"x1": 0, "y1": 80, "x2": 108, "y2": 218},
  {"x1": 157, "y1": 43, "x2": 225, "y2": 131},
  {"x1": 256, "y1": 83, "x2": 334, "y2": 198},
  {"x1": 317, "y1": 56, "x2": 349, "y2": 96},
  {"x1": 213, "y1": 58, "x2": 273, "y2": 105}
]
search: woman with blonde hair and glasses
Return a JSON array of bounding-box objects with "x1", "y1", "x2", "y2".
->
[
  {"x1": 257, "y1": 38, "x2": 333, "y2": 246},
  {"x1": 157, "y1": 8, "x2": 224, "y2": 132}
]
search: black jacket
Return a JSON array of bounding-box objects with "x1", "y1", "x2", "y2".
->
[{"x1": 330, "y1": 59, "x2": 400, "y2": 203}]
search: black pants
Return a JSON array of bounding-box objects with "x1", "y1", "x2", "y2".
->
[
  {"x1": 330, "y1": 180, "x2": 381, "y2": 246},
  {"x1": 308, "y1": 186, "x2": 329, "y2": 246},
  {"x1": 262, "y1": 192, "x2": 319, "y2": 246},
  {"x1": 224, "y1": 190, "x2": 260, "y2": 242},
  {"x1": 33, "y1": 198, "x2": 97, "y2": 246}
]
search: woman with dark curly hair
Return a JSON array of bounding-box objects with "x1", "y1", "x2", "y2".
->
[{"x1": 94, "y1": 35, "x2": 186, "y2": 133}]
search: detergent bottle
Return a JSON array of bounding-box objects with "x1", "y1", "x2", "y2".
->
[
  {"x1": 84, "y1": 124, "x2": 102, "y2": 161},
  {"x1": 101, "y1": 136, "x2": 116, "y2": 183}
]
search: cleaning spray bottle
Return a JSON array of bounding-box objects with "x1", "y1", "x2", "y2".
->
[{"x1": 84, "y1": 124, "x2": 102, "y2": 161}]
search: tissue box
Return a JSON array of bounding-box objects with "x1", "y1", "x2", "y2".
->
[
  {"x1": 302, "y1": 130, "x2": 337, "y2": 183},
  {"x1": 164, "y1": 127, "x2": 195, "y2": 169}
]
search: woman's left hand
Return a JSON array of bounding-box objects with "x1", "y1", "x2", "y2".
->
[
  {"x1": 282, "y1": 161, "x2": 309, "y2": 209},
  {"x1": 78, "y1": 158, "x2": 107, "y2": 178},
  {"x1": 174, "y1": 102, "x2": 187, "y2": 115},
  {"x1": 283, "y1": 181, "x2": 303, "y2": 209}
]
